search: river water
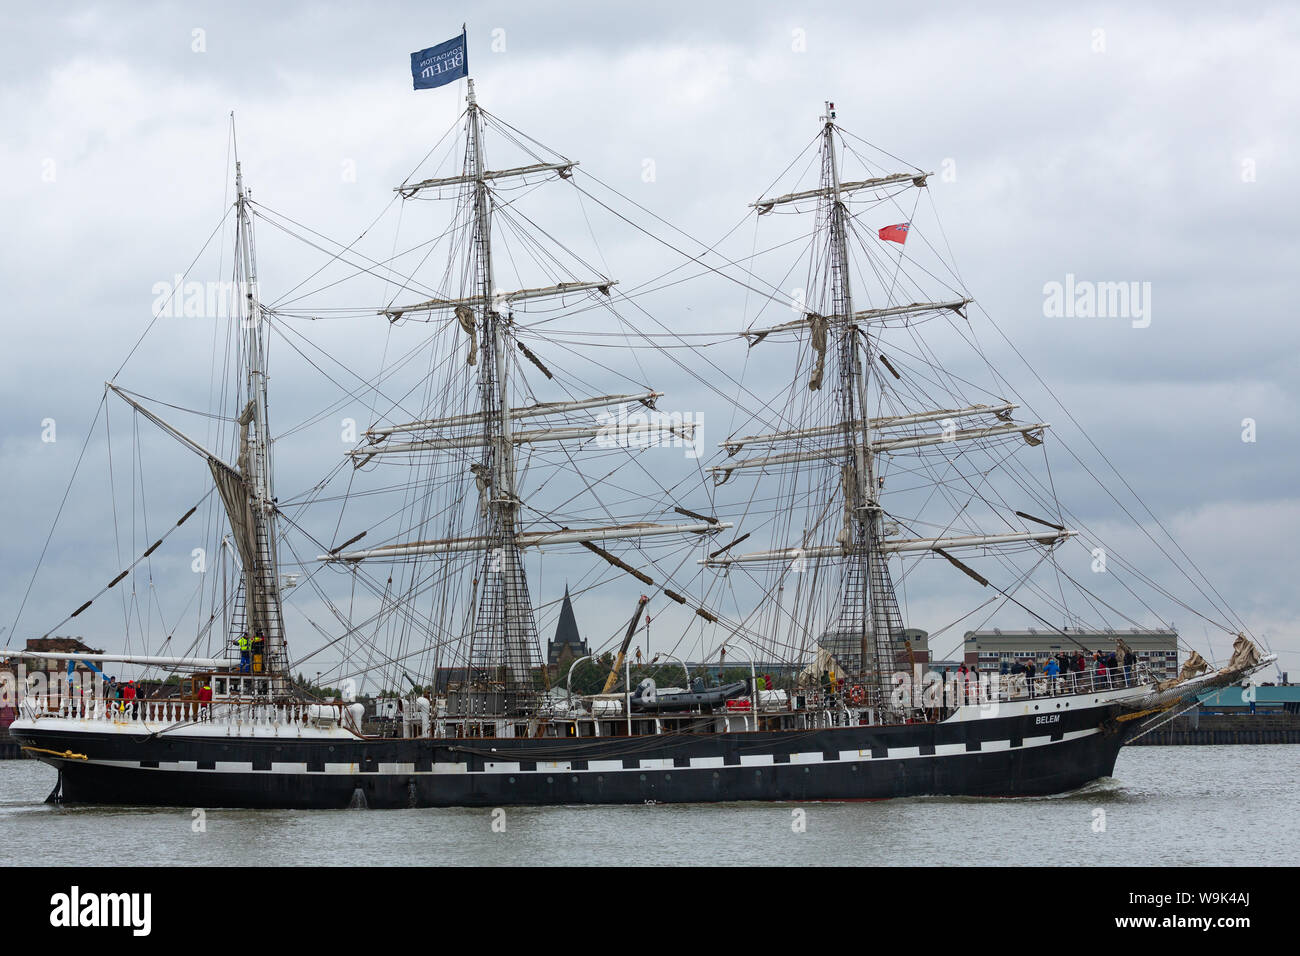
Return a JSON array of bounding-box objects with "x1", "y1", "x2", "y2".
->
[{"x1": 1, "y1": 746, "x2": 1294, "y2": 866}]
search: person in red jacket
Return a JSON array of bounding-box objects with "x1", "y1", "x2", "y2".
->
[{"x1": 197, "y1": 682, "x2": 213, "y2": 719}]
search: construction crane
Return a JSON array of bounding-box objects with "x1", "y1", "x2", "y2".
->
[{"x1": 601, "y1": 594, "x2": 650, "y2": 695}]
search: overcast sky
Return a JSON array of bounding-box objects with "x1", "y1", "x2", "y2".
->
[{"x1": 1, "y1": 1, "x2": 1296, "y2": 683}]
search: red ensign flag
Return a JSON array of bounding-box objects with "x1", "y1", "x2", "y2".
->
[{"x1": 878, "y1": 222, "x2": 910, "y2": 244}]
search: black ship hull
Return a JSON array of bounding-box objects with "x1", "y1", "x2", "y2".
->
[{"x1": 12, "y1": 703, "x2": 1132, "y2": 809}]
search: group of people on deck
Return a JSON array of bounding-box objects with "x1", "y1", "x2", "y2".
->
[
  {"x1": 812, "y1": 643, "x2": 1146, "y2": 719},
  {"x1": 102, "y1": 677, "x2": 147, "y2": 715},
  {"x1": 1002, "y1": 648, "x2": 1139, "y2": 697},
  {"x1": 930, "y1": 646, "x2": 1142, "y2": 714}
]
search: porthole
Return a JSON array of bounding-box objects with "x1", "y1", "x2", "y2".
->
[
  {"x1": 571, "y1": 776, "x2": 578, "y2": 783},
  {"x1": 754, "y1": 769, "x2": 762, "y2": 777},
  {"x1": 508, "y1": 776, "x2": 515, "y2": 784},
  {"x1": 639, "y1": 773, "x2": 646, "y2": 781},
  {"x1": 546, "y1": 776, "x2": 553, "y2": 783}
]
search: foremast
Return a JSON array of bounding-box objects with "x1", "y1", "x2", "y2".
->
[
  {"x1": 819, "y1": 105, "x2": 905, "y2": 714},
  {"x1": 702, "y1": 102, "x2": 1077, "y2": 715}
]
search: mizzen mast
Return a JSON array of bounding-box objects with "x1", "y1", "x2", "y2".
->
[{"x1": 228, "y1": 161, "x2": 288, "y2": 684}]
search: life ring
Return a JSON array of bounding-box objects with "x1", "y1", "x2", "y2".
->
[{"x1": 848, "y1": 684, "x2": 866, "y2": 706}]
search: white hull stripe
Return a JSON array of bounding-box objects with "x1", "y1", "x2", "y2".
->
[{"x1": 67, "y1": 728, "x2": 1099, "y2": 775}]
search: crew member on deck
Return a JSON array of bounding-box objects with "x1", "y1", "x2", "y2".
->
[{"x1": 236, "y1": 632, "x2": 251, "y2": 673}]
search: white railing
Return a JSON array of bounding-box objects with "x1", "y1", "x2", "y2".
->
[
  {"x1": 799, "y1": 665, "x2": 1152, "y2": 714},
  {"x1": 20, "y1": 695, "x2": 356, "y2": 731},
  {"x1": 941, "y1": 665, "x2": 1150, "y2": 706},
  {"x1": 1001, "y1": 665, "x2": 1147, "y2": 701}
]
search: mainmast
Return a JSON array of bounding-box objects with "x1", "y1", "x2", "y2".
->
[
  {"x1": 465, "y1": 80, "x2": 541, "y2": 701},
  {"x1": 320, "y1": 83, "x2": 734, "y2": 713}
]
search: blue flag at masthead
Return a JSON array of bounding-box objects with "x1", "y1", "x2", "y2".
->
[{"x1": 411, "y1": 31, "x2": 468, "y2": 90}]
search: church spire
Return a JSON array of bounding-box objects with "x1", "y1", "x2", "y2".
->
[{"x1": 547, "y1": 584, "x2": 588, "y2": 666}]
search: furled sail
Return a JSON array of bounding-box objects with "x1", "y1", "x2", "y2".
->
[{"x1": 209, "y1": 460, "x2": 258, "y2": 589}]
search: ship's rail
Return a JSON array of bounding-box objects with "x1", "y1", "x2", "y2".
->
[
  {"x1": 18, "y1": 695, "x2": 359, "y2": 732},
  {"x1": 933, "y1": 665, "x2": 1150, "y2": 708},
  {"x1": 12, "y1": 665, "x2": 1151, "y2": 743},
  {"x1": 800, "y1": 665, "x2": 1150, "y2": 714}
]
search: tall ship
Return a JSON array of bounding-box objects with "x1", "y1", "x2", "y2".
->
[{"x1": 7, "y1": 59, "x2": 1273, "y2": 808}]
